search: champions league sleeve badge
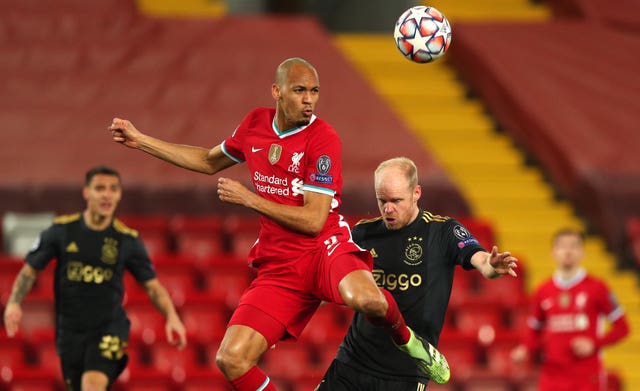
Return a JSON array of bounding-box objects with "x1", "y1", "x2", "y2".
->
[
  {"x1": 453, "y1": 224, "x2": 479, "y2": 249},
  {"x1": 311, "y1": 155, "x2": 333, "y2": 184}
]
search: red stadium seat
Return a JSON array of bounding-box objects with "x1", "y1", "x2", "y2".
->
[
  {"x1": 182, "y1": 373, "x2": 230, "y2": 391},
  {"x1": 29, "y1": 329, "x2": 61, "y2": 379},
  {"x1": 261, "y1": 342, "x2": 315, "y2": 381},
  {"x1": 4, "y1": 368, "x2": 60, "y2": 391},
  {"x1": 123, "y1": 273, "x2": 149, "y2": 304},
  {"x1": 428, "y1": 382, "x2": 459, "y2": 391},
  {"x1": 180, "y1": 298, "x2": 228, "y2": 345},
  {"x1": 452, "y1": 302, "x2": 506, "y2": 345},
  {"x1": 290, "y1": 375, "x2": 323, "y2": 391},
  {"x1": 448, "y1": 267, "x2": 478, "y2": 309},
  {"x1": 299, "y1": 304, "x2": 351, "y2": 347},
  {"x1": 153, "y1": 262, "x2": 199, "y2": 308},
  {"x1": 0, "y1": 257, "x2": 22, "y2": 304},
  {"x1": 117, "y1": 365, "x2": 174, "y2": 391},
  {"x1": 171, "y1": 215, "x2": 225, "y2": 260},
  {"x1": 148, "y1": 342, "x2": 202, "y2": 384},
  {"x1": 195, "y1": 253, "x2": 248, "y2": 275},
  {"x1": 312, "y1": 344, "x2": 338, "y2": 377},
  {"x1": 474, "y1": 272, "x2": 526, "y2": 310},
  {"x1": 221, "y1": 216, "x2": 260, "y2": 259},
  {"x1": 507, "y1": 305, "x2": 530, "y2": 332},
  {"x1": 462, "y1": 376, "x2": 512, "y2": 391},
  {"x1": 117, "y1": 215, "x2": 172, "y2": 258},
  {"x1": 125, "y1": 298, "x2": 167, "y2": 346},
  {"x1": 513, "y1": 370, "x2": 540, "y2": 391},
  {"x1": 606, "y1": 369, "x2": 623, "y2": 391},
  {"x1": 438, "y1": 332, "x2": 481, "y2": 382},
  {"x1": 201, "y1": 268, "x2": 252, "y2": 311},
  {"x1": 483, "y1": 334, "x2": 526, "y2": 375},
  {"x1": 19, "y1": 297, "x2": 55, "y2": 337},
  {"x1": 0, "y1": 334, "x2": 28, "y2": 373},
  {"x1": 626, "y1": 217, "x2": 640, "y2": 266}
]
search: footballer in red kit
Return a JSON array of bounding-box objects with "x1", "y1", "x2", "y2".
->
[
  {"x1": 221, "y1": 107, "x2": 354, "y2": 264},
  {"x1": 512, "y1": 229, "x2": 629, "y2": 391},
  {"x1": 109, "y1": 58, "x2": 454, "y2": 390},
  {"x1": 220, "y1": 106, "x2": 371, "y2": 341}
]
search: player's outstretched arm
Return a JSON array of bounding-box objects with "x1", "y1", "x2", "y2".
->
[
  {"x1": 143, "y1": 278, "x2": 187, "y2": 349},
  {"x1": 108, "y1": 118, "x2": 236, "y2": 175},
  {"x1": 470, "y1": 246, "x2": 518, "y2": 279},
  {"x1": 3, "y1": 264, "x2": 38, "y2": 337}
]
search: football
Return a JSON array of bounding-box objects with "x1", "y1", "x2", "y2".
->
[{"x1": 393, "y1": 6, "x2": 452, "y2": 63}]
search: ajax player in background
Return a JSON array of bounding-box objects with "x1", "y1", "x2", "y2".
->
[
  {"x1": 317, "y1": 157, "x2": 518, "y2": 390},
  {"x1": 511, "y1": 228, "x2": 629, "y2": 391},
  {"x1": 3, "y1": 166, "x2": 187, "y2": 391},
  {"x1": 109, "y1": 58, "x2": 451, "y2": 390}
]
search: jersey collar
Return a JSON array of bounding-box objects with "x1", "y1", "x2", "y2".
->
[
  {"x1": 552, "y1": 268, "x2": 587, "y2": 289},
  {"x1": 272, "y1": 115, "x2": 317, "y2": 138}
]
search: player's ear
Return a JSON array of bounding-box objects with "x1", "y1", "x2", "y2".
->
[
  {"x1": 82, "y1": 186, "x2": 89, "y2": 201},
  {"x1": 414, "y1": 185, "x2": 422, "y2": 203},
  {"x1": 271, "y1": 83, "x2": 281, "y2": 101}
]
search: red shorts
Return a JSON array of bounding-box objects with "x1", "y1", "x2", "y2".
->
[{"x1": 228, "y1": 241, "x2": 372, "y2": 346}]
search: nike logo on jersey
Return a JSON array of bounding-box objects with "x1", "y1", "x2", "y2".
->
[{"x1": 252, "y1": 146, "x2": 263, "y2": 152}]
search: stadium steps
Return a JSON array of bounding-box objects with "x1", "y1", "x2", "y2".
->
[
  {"x1": 135, "y1": 0, "x2": 226, "y2": 17},
  {"x1": 334, "y1": 34, "x2": 640, "y2": 390}
]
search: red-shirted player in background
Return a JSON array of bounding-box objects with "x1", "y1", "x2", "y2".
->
[
  {"x1": 108, "y1": 58, "x2": 459, "y2": 390},
  {"x1": 511, "y1": 228, "x2": 630, "y2": 391}
]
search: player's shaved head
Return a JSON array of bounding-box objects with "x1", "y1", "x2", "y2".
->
[{"x1": 275, "y1": 57, "x2": 318, "y2": 86}]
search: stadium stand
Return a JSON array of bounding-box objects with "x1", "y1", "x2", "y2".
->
[
  {"x1": 544, "y1": 0, "x2": 640, "y2": 32},
  {"x1": 0, "y1": 216, "x2": 531, "y2": 390},
  {"x1": 447, "y1": 20, "x2": 640, "y2": 262},
  {"x1": 626, "y1": 217, "x2": 640, "y2": 267},
  {"x1": 5, "y1": 0, "x2": 638, "y2": 390},
  {"x1": 0, "y1": 1, "x2": 469, "y2": 222}
]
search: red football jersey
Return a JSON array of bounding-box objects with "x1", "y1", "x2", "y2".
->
[
  {"x1": 526, "y1": 269, "x2": 624, "y2": 378},
  {"x1": 222, "y1": 107, "x2": 352, "y2": 264}
]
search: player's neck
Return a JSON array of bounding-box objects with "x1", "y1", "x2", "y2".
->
[
  {"x1": 556, "y1": 266, "x2": 582, "y2": 281},
  {"x1": 83, "y1": 209, "x2": 112, "y2": 231}
]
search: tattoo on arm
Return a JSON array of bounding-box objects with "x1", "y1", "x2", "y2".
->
[{"x1": 8, "y1": 268, "x2": 36, "y2": 304}]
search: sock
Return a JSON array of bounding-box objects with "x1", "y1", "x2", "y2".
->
[
  {"x1": 366, "y1": 288, "x2": 411, "y2": 345},
  {"x1": 229, "y1": 365, "x2": 277, "y2": 391}
]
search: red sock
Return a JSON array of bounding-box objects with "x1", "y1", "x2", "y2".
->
[
  {"x1": 366, "y1": 288, "x2": 411, "y2": 345},
  {"x1": 230, "y1": 365, "x2": 277, "y2": 391}
]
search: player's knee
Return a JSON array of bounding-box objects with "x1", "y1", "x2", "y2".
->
[
  {"x1": 346, "y1": 290, "x2": 387, "y2": 317},
  {"x1": 215, "y1": 345, "x2": 253, "y2": 379},
  {"x1": 81, "y1": 371, "x2": 109, "y2": 391}
]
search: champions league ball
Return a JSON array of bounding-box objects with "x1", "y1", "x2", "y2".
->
[{"x1": 393, "y1": 6, "x2": 452, "y2": 64}]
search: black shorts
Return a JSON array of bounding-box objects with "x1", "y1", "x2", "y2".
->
[
  {"x1": 317, "y1": 359, "x2": 429, "y2": 391},
  {"x1": 57, "y1": 319, "x2": 130, "y2": 391}
]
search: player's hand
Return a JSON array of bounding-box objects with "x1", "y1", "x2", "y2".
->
[
  {"x1": 165, "y1": 314, "x2": 187, "y2": 350},
  {"x1": 571, "y1": 336, "x2": 595, "y2": 357},
  {"x1": 108, "y1": 118, "x2": 144, "y2": 149},
  {"x1": 3, "y1": 303, "x2": 23, "y2": 337},
  {"x1": 488, "y1": 246, "x2": 518, "y2": 277},
  {"x1": 510, "y1": 344, "x2": 528, "y2": 363},
  {"x1": 217, "y1": 177, "x2": 255, "y2": 207}
]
